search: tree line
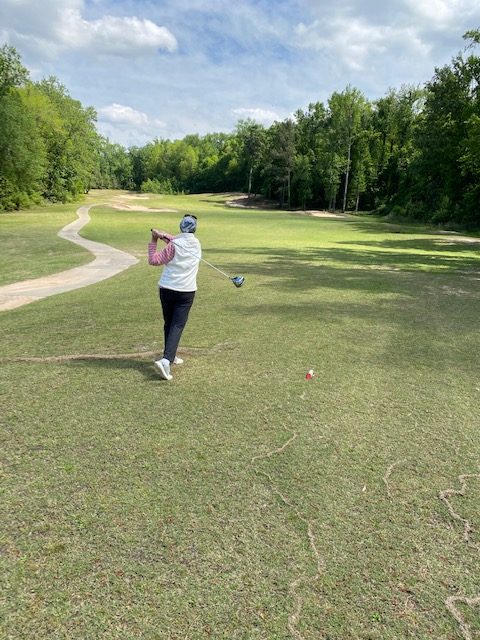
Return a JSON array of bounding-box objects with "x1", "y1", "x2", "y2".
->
[
  {"x1": 1, "y1": 30, "x2": 479, "y2": 228},
  {"x1": 0, "y1": 46, "x2": 98, "y2": 210}
]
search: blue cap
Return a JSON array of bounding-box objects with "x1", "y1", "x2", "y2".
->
[{"x1": 180, "y1": 215, "x2": 197, "y2": 233}]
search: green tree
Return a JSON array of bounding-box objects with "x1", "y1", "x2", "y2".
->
[
  {"x1": 0, "y1": 91, "x2": 46, "y2": 209},
  {"x1": 129, "y1": 146, "x2": 149, "y2": 191},
  {"x1": 93, "y1": 137, "x2": 133, "y2": 189},
  {"x1": 294, "y1": 103, "x2": 327, "y2": 207},
  {"x1": 262, "y1": 120, "x2": 296, "y2": 206},
  {"x1": 411, "y1": 34, "x2": 479, "y2": 225},
  {"x1": 292, "y1": 153, "x2": 313, "y2": 209},
  {"x1": 0, "y1": 45, "x2": 28, "y2": 95},
  {"x1": 35, "y1": 77, "x2": 99, "y2": 200},
  {"x1": 350, "y1": 121, "x2": 374, "y2": 213},
  {"x1": 327, "y1": 86, "x2": 369, "y2": 212},
  {"x1": 0, "y1": 46, "x2": 45, "y2": 209},
  {"x1": 235, "y1": 119, "x2": 266, "y2": 196},
  {"x1": 370, "y1": 87, "x2": 423, "y2": 210}
]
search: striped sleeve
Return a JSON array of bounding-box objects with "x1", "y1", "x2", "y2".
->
[{"x1": 148, "y1": 241, "x2": 175, "y2": 266}]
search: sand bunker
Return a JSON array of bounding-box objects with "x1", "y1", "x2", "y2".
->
[
  {"x1": 111, "y1": 204, "x2": 178, "y2": 213},
  {"x1": 302, "y1": 210, "x2": 348, "y2": 219}
]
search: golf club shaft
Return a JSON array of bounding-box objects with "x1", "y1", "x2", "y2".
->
[
  {"x1": 198, "y1": 257, "x2": 232, "y2": 279},
  {"x1": 170, "y1": 240, "x2": 232, "y2": 280}
]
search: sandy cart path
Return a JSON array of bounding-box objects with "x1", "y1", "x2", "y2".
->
[{"x1": 0, "y1": 205, "x2": 139, "y2": 312}]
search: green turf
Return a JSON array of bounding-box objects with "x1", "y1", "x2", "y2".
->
[
  {"x1": 1, "y1": 192, "x2": 479, "y2": 639},
  {"x1": 0, "y1": 202, "x2": 91, "y2": 286}
]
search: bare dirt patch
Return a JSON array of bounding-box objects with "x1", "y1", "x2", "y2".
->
[
  {"x1": 111, "y1": 204, "x2": 178, "y2": 213},
  {"x1": 226, "y1": 194, "x2": 349, "y2": 219},
  {"x1": 226, "y1": 195, "x2": 280, "y2": 209},
  {"x1": 108, "y1": 193, "x2": 178, "y2": 213},
  {"x1": 300, "y1": 209, "x2": 349, "y2": 219},
  {"x1": 114, "y1": 194, "x2": 150, "y2": 200}
]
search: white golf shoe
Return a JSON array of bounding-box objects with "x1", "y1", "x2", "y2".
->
[
  {"x1": 173, "y1": 356, "x2": 184, "y2": 365},
  {"x1": 154, "y1": 358, "x2": 173, "y2": 380}
]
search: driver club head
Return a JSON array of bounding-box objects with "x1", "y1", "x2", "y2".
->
[{"x1": 231, "y1": 275, "x2": 245, "y2": 288}]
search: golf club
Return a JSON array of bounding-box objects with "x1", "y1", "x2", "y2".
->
[{"x1": 151, "y1": 230, "x2": 245, "y2": 288}]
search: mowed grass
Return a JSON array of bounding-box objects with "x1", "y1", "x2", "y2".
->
[
  {"x1": 0, "y1": 203, "x2": 91, "y2": 286},
  {"x1": 1, "y1": 192, "x2": 480, "y2": 639}
]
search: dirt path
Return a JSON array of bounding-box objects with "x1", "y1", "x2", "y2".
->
[{"x1": 0, "y1": 204, "x2": 139, "y2": 312}]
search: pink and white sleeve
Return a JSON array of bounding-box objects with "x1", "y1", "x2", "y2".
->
[{"x1": 148, "y1": 241, "x2": 175, "y2": 266}]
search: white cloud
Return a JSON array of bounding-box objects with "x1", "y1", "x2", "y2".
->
[
  {"x1": 232, "y1": 107, "x2": 281, "y2": 125},
  {"x1": 295, "y1": 18, "x2": 430, "y2": 71},
  {"x1": 403, "y1": 0, "x2": 479, "y2": 28},
  {"x1": 98, "y1": 103, "x2": 166, "y2": 129},
  {"x1": 3, "y1": 0, "x2": 480, "y2": 146},
  {"x1": 97, "y1": 103, "x2": 167, "y2": 146},
  {"x1": 0, "y1": 0, "x2": 177, "y2": 57},
  {"x1": 57, "y1": 11, "x2": 177, "y2": 54},
  {"x1": 99, "y1": 104, "x2": 148, "y2": 127}
]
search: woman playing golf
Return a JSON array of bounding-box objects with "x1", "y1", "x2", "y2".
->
[{"x1": 148, "y1": 214, "x2": 200, "y2": 380}]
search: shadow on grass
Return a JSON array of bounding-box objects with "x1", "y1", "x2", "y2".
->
[
  {"x1": 338, "y1": 238, "x2": 480, "y2": 252},
  {"x1": 329, "y1": 215, "x2": 480, "y2": 237},
  {"x1": 0, "y1": 355, "x2": 165, "y2": 380},
  {"x1": 67, "y1": 357, "x2": 161, "y2": 381},
  {"x1": 198, "y1": 194, "x2": 288, "y2": 211},
  {"x1": 203, "y1": 244, "x2": 480, "y2": 298}
]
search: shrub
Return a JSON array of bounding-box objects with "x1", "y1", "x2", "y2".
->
[{"x1": 140, "y1": 178, "x2": 177, "y2": 194}]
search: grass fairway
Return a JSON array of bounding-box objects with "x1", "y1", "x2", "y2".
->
[
  {"x1": 1, "y1": 192, "x2": 479, "y2": 639},
  {"x1": 0, "y1": 203, "x2": 91, "y2": 287}
]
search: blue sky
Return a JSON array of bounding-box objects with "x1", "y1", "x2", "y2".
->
[{"x1": 1, "y1": 0, "x2": 479, "y2": 147}]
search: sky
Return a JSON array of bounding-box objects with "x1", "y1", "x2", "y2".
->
[{"x1": 1, "y1": 0, "x2": 479, "y2": 147}]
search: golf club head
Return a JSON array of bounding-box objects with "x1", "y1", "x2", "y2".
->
[{"x1": 231, "y1": 275, "x2": 245, "y2": 288}]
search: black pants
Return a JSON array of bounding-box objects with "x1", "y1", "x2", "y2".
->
[{"x1": 159, "y1": 288, "x2": 195, "y2": 362}]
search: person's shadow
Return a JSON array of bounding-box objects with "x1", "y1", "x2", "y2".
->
[{"x1": 68, "y1": 356, "x2": 161, "y2": 382}]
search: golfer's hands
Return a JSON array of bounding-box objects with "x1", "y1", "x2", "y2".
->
[{"x1": 151, "y1": 228, "x2": 165, "y2": 241}]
